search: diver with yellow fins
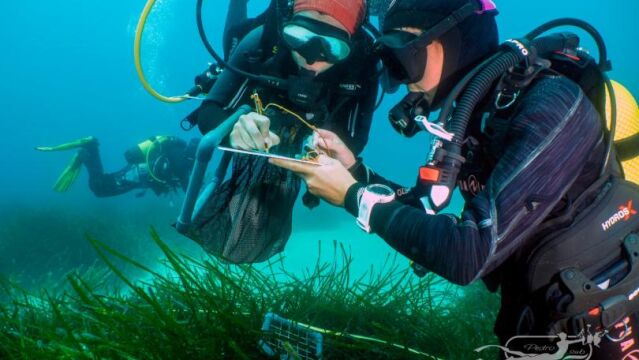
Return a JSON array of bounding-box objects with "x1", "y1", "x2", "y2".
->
[
  {"x1": 36, "y1": 136, "x2": 199, "y2": 197},
  {"x1": 35, "y1": 0, "x2": 253, "y2": 198}
]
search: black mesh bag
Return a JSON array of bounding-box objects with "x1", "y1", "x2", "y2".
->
[{"x1": 186, "y1": 107, "x2": 312, "y2": 263}]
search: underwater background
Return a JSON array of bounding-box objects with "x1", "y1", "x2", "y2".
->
[{"x1": 0, "y1": 1, "x2": 638, "y2": 358}]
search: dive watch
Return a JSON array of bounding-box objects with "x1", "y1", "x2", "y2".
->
[{"x1": 356, "y1": 184, "x2": 396, "y2": 233}]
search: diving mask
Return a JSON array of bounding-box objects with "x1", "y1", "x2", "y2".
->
[
  {"x1": 377, "y1": 30, "x2": 428, "y2": 84},
  {"x1": 282, "y1": 16, "x2": 352, "y2": 65},
  {"x1": 377, "y1": 0, "x2": 497, "y2": 84}
]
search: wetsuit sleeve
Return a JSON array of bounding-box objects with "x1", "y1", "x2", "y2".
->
[
  {"x1": 196, "y1": 27, "x2": 263, "y2": 134},
  {"x1": 343, "y1": 76, "x2": 605, "y2": 285},
  {"x1": 348, "y1": 159, "x2": 404, "y2": 191}
]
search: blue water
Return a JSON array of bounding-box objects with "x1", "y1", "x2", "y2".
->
[{"x1": 1, "y1": 0, "x2": 638, "y2": 282}]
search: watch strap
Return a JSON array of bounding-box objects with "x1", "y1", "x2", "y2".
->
[{"x1": 345, "y1": 182, "x2": 365, "y2": 217}]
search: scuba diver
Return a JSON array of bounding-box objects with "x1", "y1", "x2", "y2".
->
[
  {"x1": 271, "y1": 0, "x2": 639, "y2": 358},
  {"x1": 181, "y1": 0, "x2": 380, "y2": 263},
  {"x1": 36, "y1": 136, "x2": 199, "y2": 198}
]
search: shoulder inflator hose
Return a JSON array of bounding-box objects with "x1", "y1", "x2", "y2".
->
[{"x1": 134, "y1": 0, "x2": 189, "y2": 103}]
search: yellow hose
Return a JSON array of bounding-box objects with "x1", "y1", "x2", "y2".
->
[{"x1": 134, "y1": 0, "x2": 188, "y2": 103}]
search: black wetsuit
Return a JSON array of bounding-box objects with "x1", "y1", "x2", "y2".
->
[
  {"x1": 195, "y1": 25, "x2": 378, "y2": 154},
  {"x1": 184, "y1": 18, "x2": 379, "y2": 263},
  {"x1": 344, "y1": 74, "x2": 639, "y2": 358},
  {"x1": 194, "y1": 23, "x2": 379, "y2": 209},
  {"x1": 80, "y1": 138, "x2": 196, "y2": 198}
]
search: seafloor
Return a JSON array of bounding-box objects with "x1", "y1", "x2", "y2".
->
[{"x1": 0, "y1": 206, "x2": 500, "y2": 359}]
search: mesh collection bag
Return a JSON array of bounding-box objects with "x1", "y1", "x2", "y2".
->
[{"x1": 187, "y1": 105, "x2": 313, "y2": 263}]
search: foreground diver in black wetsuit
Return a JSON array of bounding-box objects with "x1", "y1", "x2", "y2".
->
[
  {"x1": 36, "y1": 136, "x2": 199, "y2": 197},
  {"x1": 272, "y1": 0, "x2": 639, "y2": 358}
]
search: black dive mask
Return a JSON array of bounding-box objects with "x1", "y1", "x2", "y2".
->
[
  {"x1": 378, "y1": 31, "x2": 428, "y2": 84},
  {"x1": 377, "y1": 0, "x2": 496, "y2": 84},
  {"x1": 388, "y1": 91, "x2": 430, "y2": 138}
]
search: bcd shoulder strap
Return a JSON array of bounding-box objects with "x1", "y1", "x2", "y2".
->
[{"x1": 481, "y1": 56, "x2": 552, "y2": 163}]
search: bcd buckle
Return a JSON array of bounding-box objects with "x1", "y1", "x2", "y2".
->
[
  {"x1": 495, "y1": 90, "x2": 520, "y2": 110},
  {"x1": 557, "y1": 234, "x2": 639, "y2": 338}
]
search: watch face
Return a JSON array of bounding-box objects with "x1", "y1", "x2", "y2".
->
[{"x1": 367, "y1": 184, "x2": 394, "y2": 196}]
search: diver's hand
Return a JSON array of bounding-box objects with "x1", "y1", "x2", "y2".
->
[
  {"x1": 230, "y1": 112, "x2": 281, "y2": 151},
  {"x1": 312, "y1": 129, "x2": 356, "y2": 169},
  {"x1": 269, "y1": 155, "x2": 357, "y2": 207}
]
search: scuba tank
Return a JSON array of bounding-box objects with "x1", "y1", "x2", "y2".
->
[
  {"x1": 124, "y1": 136, "x2": 187, "y2": 185},
  {"x1": 606, "y1": 81, "x2": 639, "y2": 184}
]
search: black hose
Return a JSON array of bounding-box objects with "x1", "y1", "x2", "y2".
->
[
  {"x1": 426, "y1": 18, "x2": 617, "y2": 213},
  {"x1": 446, "y1": 33, "x2": 588, "y2": 147},
  {"x1": 436, "y1": 52, "x2": 502, "y2": 125},
  {"x1": 196, "y1": 0, "x2": 288, "y2": 90},
  {"x1": 525, "y1": 18, "x2": 610, "y2": 71},
  {"x1": 448, "y1": 51, "x2": 522, "y2": 144},
  {"x1": 602, "y1": 75, "x2": 617, "y2": 176}
]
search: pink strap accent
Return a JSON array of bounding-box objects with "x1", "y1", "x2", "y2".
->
[{"x1": 476, "y1": 0, "x2": 498, "y2": 14}]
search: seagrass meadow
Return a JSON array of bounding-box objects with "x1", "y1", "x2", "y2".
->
[{"x1": 0, "y1": 225, "x2": 501, "y2": 359}]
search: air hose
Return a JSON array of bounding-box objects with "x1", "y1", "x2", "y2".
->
[
  {"x1": 421, "y1": 19, "x2": 616, "y2": 212},
  {"x1": 525, "y1": 18, "x2": 611, "y2": 72},
  {"x1": 134, "y1": 0, "x2": 190, "y2": 103},
  {"x1": 195, "y1": 0, "x2": 288, "y2": 90},
  {"x1": 447, "y1": 51, "x2": 521, "y2": 144},
  {"x1": 440, "y1": 21, "x2": 614, "y2": 150}
]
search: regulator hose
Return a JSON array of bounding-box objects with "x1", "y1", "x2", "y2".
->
[
  {"x1": 195, "y1": 0, "x2": 288, "y2": 90},
  {"x1": 134, "y1": 0, "x2": 189, "y2": 103},
  {"x1": 440, "y1": 19, "x2": 614, "y2": 169},
  {"x1": 525, "y1": 18, "x2": 611, "y2": 71},
  {"x1": 436, "y1": 52, "x2": 502, "y2": 126},
  {"x1": 447, "y1": 51, "x2": 522, "y2": 145}
]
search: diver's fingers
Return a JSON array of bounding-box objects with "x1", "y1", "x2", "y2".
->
[
  {"x1": 35, "y1": 146, "x2": 51, "y2": 151},
  {"x1": 267, "y1": 131, "x2": 281, "y2": 148},
  {"x1": 239, "y1": 126, "x2": 260, "y2": 150},
  {"x1": 312, "y1": 132, "x2": 325, "y2": 150},
  {"x1": 263, "y1": 129, "x2": 279, "y2": 150},
  {"x1": 229, "y1": 131, "x2": 248, "y2": 150},
  {"x1": 230, "y1": 122, "x2": 254, "y2": 150},
  {"x1": 238, "y1": 115, "x2": 265, "y2": 150},
  {"x1": 269, "y1": 158, "x2": 313, "y2": 176},
  {"x1": 316, "y1": 129, "x2": 338, "y2": 139},
  {"x1": 251, "y1": 113, "x2": 271, "y2": 138},
  {"x1": 316, "y1": 154, "x2": 338, "y2": 166},
  {"x1": 313, "y1": 129, "x2": 337, "y2": 150}
]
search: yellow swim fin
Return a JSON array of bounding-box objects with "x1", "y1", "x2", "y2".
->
[
  {"x1": 52, "y1": 152, "x2": 85, "y2": 192},
  {"x1": 35, "y1": 136, "x2": 96, "y2": 152}
]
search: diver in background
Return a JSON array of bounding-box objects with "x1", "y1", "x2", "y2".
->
[
  {"x1": 33, "y1": 0, "x2": 251, "y2": 198},
  {"x1": 36, "y1": 136, "x2": 199, "y2": 197},
  {"x1": 272, "y1": 0, "x2": 639, "y2": 357}
]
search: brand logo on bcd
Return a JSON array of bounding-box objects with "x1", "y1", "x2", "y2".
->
[{"x1": 601, "y1": 200, "x2": 637, "y2": 231}]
